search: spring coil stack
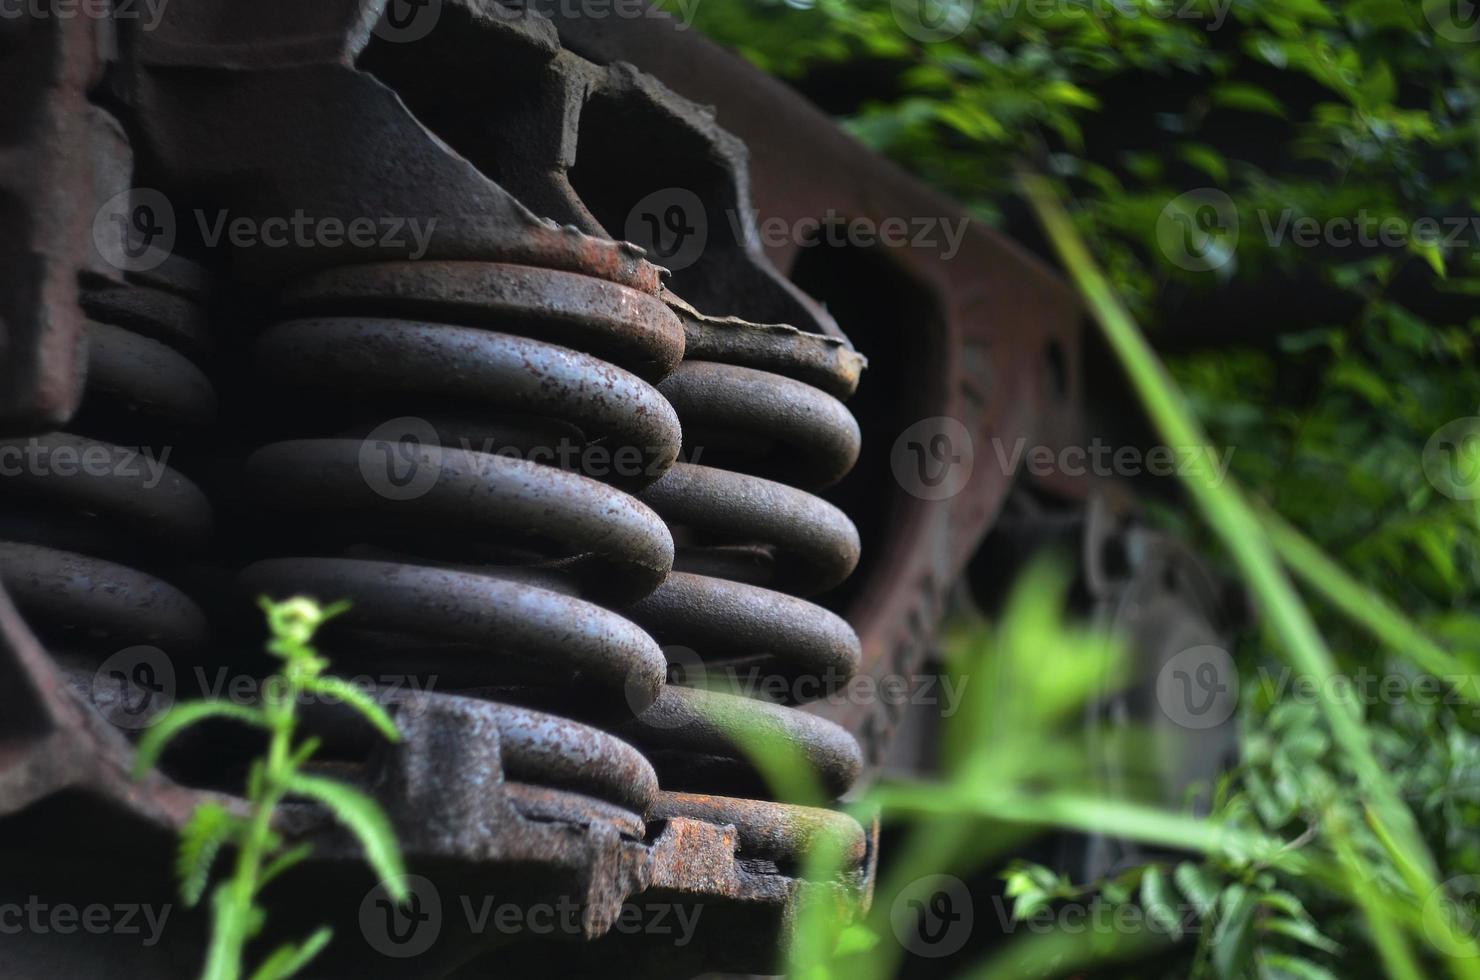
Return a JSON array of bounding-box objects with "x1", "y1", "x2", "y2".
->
[
  {"x1": 617, "y1": 312, "x2": 868, "y2": 803},
  {"x1": 224, "y1": 256, "x2": 687, "y2": 806},
  {"x1": 0, "y1": 233, "x2": 217, "y2": 719},
  {"x1": 234, "y1": 257, "x2": 869, "y2": 812}
]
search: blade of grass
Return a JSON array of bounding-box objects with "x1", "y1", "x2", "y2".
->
[
  {"x1": 872, "y1": 787, "x2": 1302, "y2": 871},
  {"x1": 1330, "y1": 806, "x2": 1428, "y2": 980},
  {"x1": 1018, "y1": 172, "x2": 1480, "y2": 976},
  {"x1": 1258, "y1": 502, "x2": 1478, "y2": 684}
]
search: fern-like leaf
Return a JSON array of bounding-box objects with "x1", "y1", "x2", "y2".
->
[
  {"x1": 133, "y1": 701, "x2": 269, "y2": 777},
  {"x1": 257, "y1": 843, "x2": 314, "y2": 895},
  {"x1": 284, "y1": 773, "x2": 407, "y2": 902},
  {"x1": 245, "y1": 926, "x2": 332, "y2": 980},
  {"x1": 300, "y1": 676, "x2": 400, "y2": 743},
  {"x1": 177, "y1": 802, "x2": 235, "y2": 907}
]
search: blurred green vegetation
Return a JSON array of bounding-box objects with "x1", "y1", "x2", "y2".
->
[{"x1": 666, "y1": 1, "x2": 1480, "y2": 976}]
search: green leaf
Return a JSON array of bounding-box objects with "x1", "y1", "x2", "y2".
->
[
  {"x1": 133, "y1": 701, "x2": 269, "y2": 777},
  {"x1": 1212, "y1": 884, "x2": 1257, "y2": 979},
  {"x1": 1211, "y1": 83, "x2": 1287, "y2": 118},
  {"x1": 177, "y1": 803, "x2": 235, "y2": 907},
  {"x1": 245, "y1": 926, "x2": 333, "y2": 980},
  {"x1": 284, "y1": 774, "x2": 407, "y2": 902},
  {"x1": 1265, "y1": 916, "x2": 1343, "y2": 955},
  {"x1": 1140, "y1": 866, "x2": 1183, "y2": 939},
  {"x1": 1260, "y1": 952, "x2": 1341, "y2": 980},
  {"x1": 832, "y1": 923, "x2": 881, "y2": 957},
  {"x1": 1173, "y1": 862, "x2": 1220, "y2": 918},
  {"x1": 1410, "y1": 237, "x2": 1447, "y2": 279},
  {"x1": 258, "y1": 843, "x2": 314, "y2": 894},
  {"x1": 288, "y1": 736, "x2": 323, "y2": 770},
  {"x1": 1178, "y1": 143, "x2": 1229, "y2": 184},
  {"x1": 300, "y1": 676, "x2": 401, "y2": 743}
]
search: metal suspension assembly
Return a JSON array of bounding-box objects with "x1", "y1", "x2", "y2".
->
[{"x1": 0, "y1": 208, "x2": 217, "y2": 710}]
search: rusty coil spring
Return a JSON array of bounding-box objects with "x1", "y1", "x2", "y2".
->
[
  {"x1": 237, "y1": 258, "x2": 689, "y2": 805},
  {"x1": 0, "y1": 260, "x2": 216, "y2": 672},
  {"x1": 612, "y1": 310, "x2": 869, "y2": 802}
]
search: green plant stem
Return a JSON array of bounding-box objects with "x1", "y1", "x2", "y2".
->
[
  {"x1": 1330, "y1": 806, "x2": 1428, "y2": 980},
  {"x1": 204, "y1": 681, "x2": 297, "y2": 980},
  {"x1": 1258, "y1": 502, "x2": 1477, "y2": 683},
  {"x1": 1019, "y1": 172, "x2": 1480, "y2": 975}
]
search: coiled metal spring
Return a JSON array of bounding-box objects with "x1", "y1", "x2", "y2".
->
[
  {"x1": 615, "y1": 310, "x2": 869, "y2": 802},
  {"x1": 0, "y1": 260, "x2": 216, "y2": 696},
  {"x1": 239, "y1": 259, "x2": 687, "y2": 752}
]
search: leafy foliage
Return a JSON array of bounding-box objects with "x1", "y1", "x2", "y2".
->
[
  {"x1": 671, "y1": 2, "x2": 1480, "y2": 976},
  {"x1": 134, "y1": 598, "x2": 407, "y2": 980}
]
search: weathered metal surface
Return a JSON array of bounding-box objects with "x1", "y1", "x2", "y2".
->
[
  {"x1": 256, "y1": 318, "x2": 681, "y2": 479},
  {"x1": 0, "y1": 16, "x2": 120, "y2": 431},
  {"x1": 279, "y1": 261, "x2": 685, "y2": 381},
  {"x1": 246, "y1": 439, "x2": 676, "y2": 602},
  {"x1": 672, "y1": 297, "x2": 865, "y2": 400},
  {"x1": 643, "y1": 463, "x2": 862, "y2": 597},
  {"x1": 554, "y1": 10, "x2": 1090, "y2": 773},
  {"x1": 0, "y1": 543, "x2": 209, "y2": 653},
  {"x1": 619, "y1": 685, "x2": 864, "y2": 801},
  {"x1": 0, "y1": 0, "x2": 1119, "y2": 973},
  {"x1": 84, "y1": 321, "x2": 218, "y2": 428},
  {"x1": 628, "y1": 571, "x2": 862, "y2": 688},
  {"x1": 239, "y1": 557, "x2": 669, "y2": 711},
  {"x1": 659, "y1": 360, "x2": 862, "y2": 490}
]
